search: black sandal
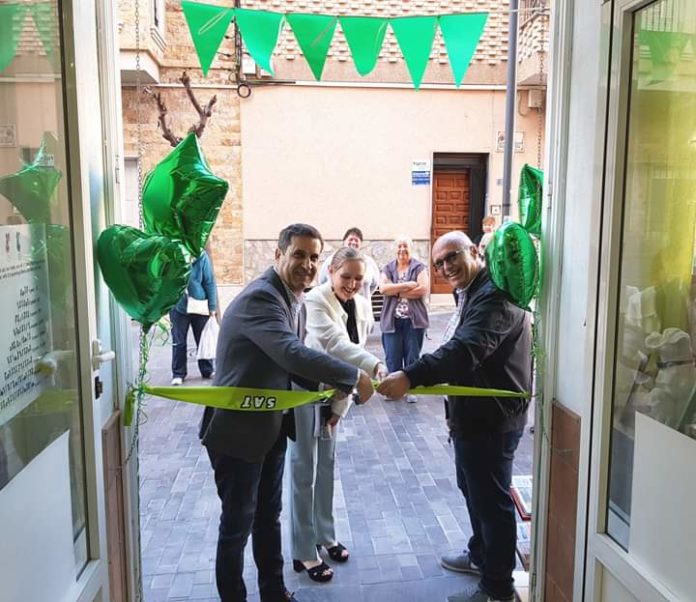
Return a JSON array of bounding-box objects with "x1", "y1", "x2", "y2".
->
[
  {"x1": 292, "y1": 559, "x2": 334, "y2": 582},
  {"x1": 317, "y1": 542, "x2": 350, "y2": 563}
]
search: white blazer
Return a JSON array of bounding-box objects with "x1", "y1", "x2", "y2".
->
[{"x1": 305, "y1": 280, "x2": 381, "y2": 416}]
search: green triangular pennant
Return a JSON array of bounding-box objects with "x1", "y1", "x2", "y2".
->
[
  {"x1": 390, "y1": 16, "x2": 437, "y2": 89},
  {"x1": 234, "y1": 8, "x2": 284, "y2": 76},
  {"x1": 0, "y1": 5, "x2": 26, "y2": 74},
  {"x1": 286, "y1": 13, "x2": 338, "y2": 80},
  {"x1": 182, "y1": 1, "x2": 234, "y2": 76},
  {"x1": 439, "y1": 13, "x2": 488, "y2": 87},
  {"x1": 30, "y1": 3, "x2": 59, "y2": 71},
  {"x1": 339, "y1": 16, "x2": 388, "y2": 76}
]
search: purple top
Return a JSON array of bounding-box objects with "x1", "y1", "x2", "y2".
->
[{"x1": 379, "y1": 258, "x2": 429, "y2": 333}]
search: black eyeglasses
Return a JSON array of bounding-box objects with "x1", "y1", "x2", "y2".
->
[{"x1": 433, "y1": 249, "x2": 465, "y2": 271}]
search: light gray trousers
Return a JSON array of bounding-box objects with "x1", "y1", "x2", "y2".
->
[{"x1": 289, "y1": 403, "x2": 337, "y2": 561}]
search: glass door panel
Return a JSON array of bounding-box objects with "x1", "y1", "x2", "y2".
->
[
  {"x1": 607, "y1": 0, "x2": 696, "y2": 548},
  {"x1": 0, "y1": 0, "x2": 89, "y2": 573}
]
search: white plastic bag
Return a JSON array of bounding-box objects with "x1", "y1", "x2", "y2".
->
[{"x1": 197, "y1": 317, "x2": 219, "y2": 360}]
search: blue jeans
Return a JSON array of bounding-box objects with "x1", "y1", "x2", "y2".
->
[
  {"x1": 453, "y1": 429, "x2": 523, "y2": 599},
  {"x1": 170, "y1": 308, "x2": 213, "y2": 379},
  {"x1": 206, "y1": 434, "x2": 288, "y2": 602},
  {"x1": 381, "y1": 317, "x2": 425, "y2": 373}
]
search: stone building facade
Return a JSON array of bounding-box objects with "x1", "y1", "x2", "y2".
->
[{"x1": 118, "y1": 0, "x2": 548, "y2": 301}]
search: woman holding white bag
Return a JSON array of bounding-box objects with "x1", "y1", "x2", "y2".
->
[
  {"x1": 290, "y1": 246, "x2": 387, "y2": 583},
  {"x1": 169, "y1": 249, "x2": 218, "y2": 385}
]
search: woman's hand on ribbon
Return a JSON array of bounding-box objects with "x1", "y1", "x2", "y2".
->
[{"x1": 373, "y1": 362, "x2": 389, "y2": 382}]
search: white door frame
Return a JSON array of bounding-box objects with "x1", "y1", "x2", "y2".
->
[
  {"x1": 585, "y1": 0, "x2": 686, "y2": 599},
  {"x1": 60, "y1": 0, "x2": 139, "y2": 599}
]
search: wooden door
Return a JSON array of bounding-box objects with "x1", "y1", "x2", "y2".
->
[{"x1": 431, "y1": 170, "x2": 470, "y2": 293}]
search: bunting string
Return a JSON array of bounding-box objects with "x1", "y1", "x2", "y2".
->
[{"x1": 181, "y1": 1, "x2": 489, "y2": 88}]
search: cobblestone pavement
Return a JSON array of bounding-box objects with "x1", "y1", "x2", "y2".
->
[{"x1": 138, "y1": 309, "x2": 534, "y2": 602}]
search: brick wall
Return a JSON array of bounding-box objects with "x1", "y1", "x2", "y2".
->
[{"x1": 120, "y1": 1, "x2": 244, "y2": 285}]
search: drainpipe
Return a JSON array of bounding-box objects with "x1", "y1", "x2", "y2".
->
[{"x1": 501, "y1": 0, "x2": 519, "y2": 219}]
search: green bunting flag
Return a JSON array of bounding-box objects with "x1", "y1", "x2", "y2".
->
[
  {"x1": 390, "y1": 16, "x2": 438, "y2": 89},
  {"x1": 0, "y1": 5, "x2": 26, "y2": 74},
  {"x1": 234, "y1": 8, "x2": 285, "y2": 76},
  {"x1": 143, "y1": 382, "x2": 530, "y2": 413},
  {"x1": 181, "y1": 0, "x2": 235, "y2": 76},
  {"x1": 179, "y1": 4, "x2": 489, "y2": 88},
  {"x1": 339, "y1": 16, "x2": 388, "y2": 76},
  {"x1": 439, "y1": 13, "x2": 488, "y2": 87},
  {"x1": 286, "y1": 13, "x2": 338, "y2": 80}
]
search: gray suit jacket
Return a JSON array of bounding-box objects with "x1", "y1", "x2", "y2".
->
[{"x1": 199, "y1": 267, "x2": 358, "y2": 461}]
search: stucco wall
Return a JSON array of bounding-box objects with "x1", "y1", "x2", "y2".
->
[{"x1": 240, "y1": 84, "x2": 544, "y2": 247}]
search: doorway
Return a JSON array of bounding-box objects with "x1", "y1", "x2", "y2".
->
[{"x1": 430, "y1": 153, "x2": 488, "y2": 294}]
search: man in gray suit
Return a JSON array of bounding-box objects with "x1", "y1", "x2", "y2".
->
[{"x1": 200, "y1": 223, "x2": 374, "y2": 602}]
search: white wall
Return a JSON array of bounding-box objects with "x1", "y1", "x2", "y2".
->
[{"x1": 240, "y1": 85, "x2": 543, "y2": 240}]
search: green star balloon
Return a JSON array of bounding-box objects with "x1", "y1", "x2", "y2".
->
[
  {"x1": 0, "y1": 136, "x2": 62, "y2": 224},
  {"x1": 142, "y1": 133, "x2": 228, "y2": 258},
  {"x1": 97, "y1": 225, "x2": 192, "y2": 331},
  {"x1": 485, "y1": 221, "x2": 539, "y2": 310},
  {"x1": 518, "y1": 164, "x2": 543, "y2": 237}
]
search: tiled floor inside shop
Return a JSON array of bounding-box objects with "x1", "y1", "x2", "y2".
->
[{"x1": 137, "y1": 309, "x2": 534, "y2": 602}]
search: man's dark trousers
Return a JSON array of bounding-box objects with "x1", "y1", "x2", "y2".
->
[
  {"x1": 453, "y1": 429, "x2": 523, "y2": 599},
  {"x1": 207, "y1": 434, "x2": 287, "y2": 602}
]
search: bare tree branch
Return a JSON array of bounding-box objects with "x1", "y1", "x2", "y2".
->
[
  {"x1": 145, "y1": 71, "x2": 217, "y2": 147},
  {"x1": 144, "y1": 87, "x2": 182, "y2": 148},
  {"x1": 180, "y1": 71, "x2": 218, "y2": 139}
]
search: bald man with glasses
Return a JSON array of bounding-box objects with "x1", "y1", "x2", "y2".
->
[{"x1": 378, "y1": 231, "x2": 532, "y2": 602}]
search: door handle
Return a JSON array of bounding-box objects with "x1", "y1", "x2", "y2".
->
[{"x1": 92, "y1": 339, "x2": 116, "y2": 370}]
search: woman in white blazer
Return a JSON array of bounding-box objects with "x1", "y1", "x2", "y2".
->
[{"x1": 290, "y1": 247, "x2": 386, "y2": 583}]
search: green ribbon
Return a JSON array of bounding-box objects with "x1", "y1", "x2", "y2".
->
[{"x1": 143, "y1": 383, "x2": 529, "y2": 412}]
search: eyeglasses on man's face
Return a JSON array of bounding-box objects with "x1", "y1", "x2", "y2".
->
[{"x1": 432, "y1": 249, "x2": 465, "y2": 271}]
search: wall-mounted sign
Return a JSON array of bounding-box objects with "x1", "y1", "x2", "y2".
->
[
  {"x1": 0, "y1": 125, "x2": 16, "y2": 148},
  {"x1": 495, "y1": 131, "x2": 525, "y2": 153},
  {"x1": 411, "y1": 159, "x2": 431, "y2": 186},
  {"x1": 0, "y1": 224, "x2": 52, "y2": 425}
]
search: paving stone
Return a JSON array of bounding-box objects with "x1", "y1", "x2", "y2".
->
[{"x1": 138, "y1": 310, "x2": 533, "y2": 601}]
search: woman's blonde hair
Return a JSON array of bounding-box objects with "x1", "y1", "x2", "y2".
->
[{"x1": 330, "y1": 246, "x2": 365, "y2": 271}]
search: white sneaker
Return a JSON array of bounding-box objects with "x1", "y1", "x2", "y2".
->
[
  {"x1": 406, "y1": 395, "x2": 418, "y2": 403},
  {"x1": 171, "y1": 377, "x2": 183, "y2": 386}
]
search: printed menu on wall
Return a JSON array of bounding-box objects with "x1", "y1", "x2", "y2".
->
[{"x1": 0, "y1": 224, "x2": 52, "y2": 425}]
